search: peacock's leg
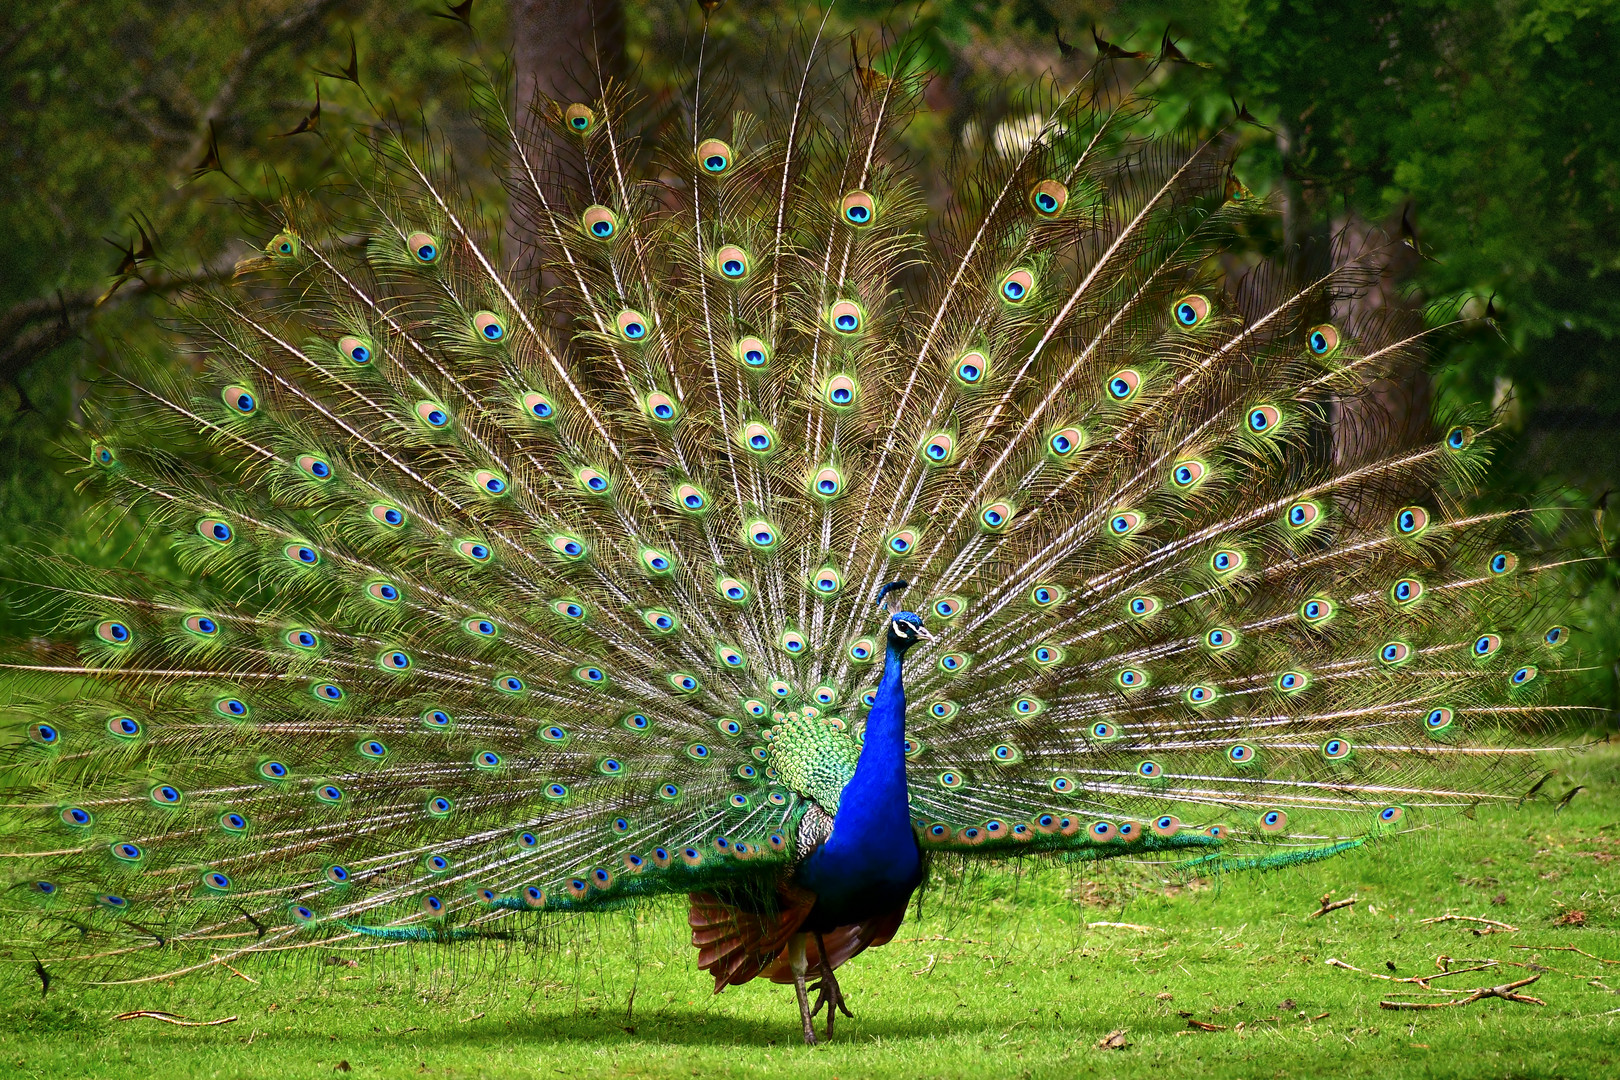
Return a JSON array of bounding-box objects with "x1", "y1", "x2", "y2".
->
[
  {"x1": 808, "y1": 931, "x2": 854, "y2": 1039},
  {"x1": 788, "y1": 933, "x2": 816, "y2": 1045}
]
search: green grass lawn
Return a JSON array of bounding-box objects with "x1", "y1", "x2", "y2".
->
[{"x1": 2, "y1": 745, "x2": 1616, "y2": 1080}]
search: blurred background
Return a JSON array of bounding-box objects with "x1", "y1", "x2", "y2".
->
[{"x1": 2, "y1": 0, "x2": 1617, "y2": 717}]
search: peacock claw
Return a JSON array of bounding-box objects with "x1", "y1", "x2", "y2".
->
[{"x1": 808, "y1": 933, "x2": 853, "y2": 1039}]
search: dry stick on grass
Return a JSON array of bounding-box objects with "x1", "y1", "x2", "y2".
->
[
  {"x1": 1327, "y1": 956, "x2": 1503, "y2": 989},
  {"x1": 115, "y1": 1011, "x2": 238, "y2": 1027},
  {"x1": 1379, "y1": 974, "x2": 1546, "y2": 1011},
  {"x1": 1420, "y1": 914, "x2": 1519, "y2": 933},
  {"x1": 1087, "y1": 922, "x2": 1164, "y2": 933},
  {"x1": 1509, "y1": 944, "x2": 1620, "y2": 965},
  {"x1": 1308, "y1": 894, "x2": 1358, "y2": 919}
]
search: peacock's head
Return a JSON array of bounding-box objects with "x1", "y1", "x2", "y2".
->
[
  {"x1": 886, "y1": 610, "x2": 932, "y2": 654},
  {"x1": 875, "y1": 580, "x2": 932, "y2": 654}
]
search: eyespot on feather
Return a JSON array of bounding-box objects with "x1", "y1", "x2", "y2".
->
[
  {"x1": 405, "y1": 231, "x2": 440, "y2": 264},
  {"x1": 1170, "y1": 459, "x2": 1207, "y2": 488},
  {"x1": 336, "y1": 335, "x2": 375, "y2": 365},
  {"x1": 1394, "y1": 505, "x2": 1431, "y2": 535},
  {"x1": 999, "y1": 269, "x2": 1034, "y2": 304},
  {"x1": 825, "y1": 374, "x2": 858, "y2": 407},
  {"x1": 1108, "y1": 510, "x2": 1143, "y2": 537},
  {"x1": 839, "y1": 190, "x2": 876, "y2": 227},
  {"x1": 615, "y1": 309, "x2": 650, "y2": 341},
  {"x1": 1048, "y1": 426, "x2": 1085, "y2": 458},
  {"x1": 564, "y1": 104, "x2": 596, "y2": 133},
  {"x1": 714, "y1": 245, "x2": 750, "y2": 280},
  {"x1": 645, "y1": 391, "x2": 678, "y2": 422},
  {"x1": 737, "y1": 336, "x2": 770, "y2": 368},
  {"x1": 1105, "y1": 369, "x2": 1141, "y2": 402},
  {"x1": 198, "y1": 518, "x2": 234, "y2": 545},
  {"x1": 296, "y1": 454, "x2": 332, "y2": 481},
  {"x1": 369, "y1": 503, "x2": 406, "y2": 529},
  {"x1": 222, "y1": 385, "x2": 257, "y2": 415},
  {"x1": 581, "y1": 205, "x2": 618, "y2": 240},
  {"x1": 414, "y1": 400, "x2": 451, "y2": 429},
  {"x1": 183, "y1": 614, "x2": 221, "y2": 637},
  {"x1": 828, "y1": 300, "x2": 863, "y2": 334},
  {"x1": 741, "y1": 421, "x2": 775, "y2": 454},
  {"x1": 886, "y1": 528, "x2": 919, "y2": 557},
  {"x1": 472, "y1": 311, "x2": 506, "y2": 342},
  {"x1": 979, "y1": 501, "x2": 1014, "y2": 531},
  {"x1": 1029, "y1": 179, "x2": 1068, "y2": 216},
  {"x1": 1246, "y1": 404, "x2": 1281, "y2": 434},
  {"x1": 954, "y1": 350, "x2": 990, "y2": 386},
  {"x1": 522, "y1": 391, "x2": 555, "y2": 420},
  {"x1": 1172, "y1": 294, "x2": 1210, "y2": 327},
  {"x1": 696, "y1": 138, "x2": 733, "y2": 173},
  {"x1": 1285, "y1": 501, "x2": 1321, "y2": 529},
  {"x1": 920, "y1": 433, "x2": 954, "y2": 464},
  {"x1": 1307, "y1": 324, "x2": 1340, "y2": 356}
]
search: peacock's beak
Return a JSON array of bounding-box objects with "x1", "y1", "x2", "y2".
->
[{"x1": 912, "y1": 624, "x2": 934, "y2": 641}]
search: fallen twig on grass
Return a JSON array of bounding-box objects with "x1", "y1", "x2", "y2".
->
[
  {"x1": 1379, "y1": 974, "x2": 1545, "y2": 1010},
  {"x1": 1510, "y1": 944, "x2": 1620, "y2": 965},
  {"x1": 911, "y1": 954, "x2": 936, "y2": 976},
  {"x1": 1420, "y1": 914, "x2": 1519, "y2": 933},
  {"x1": 1187, "y1": 1019, "x2": 1227, "y2": 1031},
  {"x1": 115, "y1": 1011, "x2": 237, "y2": 1027},
  {"x1": 1087, "y1": 921, "x2": 1163, "y2": 933},
  {"x1": 1307, "y1": 893, "x2": 1357, "y2": 919},
  {"x1": 1327, "y1": 956, "x2": 1501, "y2": 989}
]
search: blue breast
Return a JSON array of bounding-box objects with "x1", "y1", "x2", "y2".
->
[{"x1": 792, "y1": 640, "x2": 922, "y2": 927}]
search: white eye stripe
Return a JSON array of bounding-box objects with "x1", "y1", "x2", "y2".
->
[{"x1": 892, "y1": 620, "x2": 914, "y2": 638}]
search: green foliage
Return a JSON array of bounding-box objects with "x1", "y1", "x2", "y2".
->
[{"x1": 0, "y1": 0, "x2": 502, "y2": 631}]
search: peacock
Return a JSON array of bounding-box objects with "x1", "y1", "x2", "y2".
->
[{"x1": 0, "y1": 17, "x2": 1587, "y2": 1047}]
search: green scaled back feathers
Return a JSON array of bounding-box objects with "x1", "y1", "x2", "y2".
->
[{"x1": 0, "y1": 28, "x2": 1588, "y2": 985}]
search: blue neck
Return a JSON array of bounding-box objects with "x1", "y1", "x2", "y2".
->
[
  {"x1": 795, "y1": 640, "x2": 919, "y2": 910},
  {"x1": 837, "y1": 641, "x2": 913, "y2": 828}
]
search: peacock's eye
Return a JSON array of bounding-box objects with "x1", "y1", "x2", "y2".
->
[
  {"x1": 955, "y1": 351, "x2": 989, "y2": 385},
  {"x1": 825, "y1": 375, "x2": 857, "y2": 407},
  {"x1": 737, "y1": 336, "x2": 770, "y2": 368},
  {"x1": 337, "y1": 335, "x2": 375, "y2": 365},
  {"x1": 697, "y1": 138, "x2": 733, "y2": 173},
  {"x1": 1000, "y1": 269, "x2": 1034, "y2": 303},
  {"x1": 616, "y1": 309, "x2": 649, "y2": 341},
  {"x1": 715, "y1": 245, "x2": 750, "y2": 280},
  {"x1": 840, "y1": 190, "x2": 876, "y2": 226},
  {"x1": 1173, "y1": 294, "x2": 1210, "y2": 327},
  {"x1": 406, "y1": 231, "x2": 440, "y2": 264},
  {"x1": 828, "y1": 300, "x2": 863, "y2": 334},
  {"x1": 1307, "y1": 324, "x2": 1340, "y2": 355},
  {"x1": 1106, "y1": 369, "x2": 1141, "y2": 401},
  {"x1": 473, "y1": 311, "x2": 506, "y2": 341},
  {"x1": 582, "y1": 205, "x2": 617, "y2": 239},
  {"x1": 1247, "y1": 404, "x2": 1281, "y2": 433},
  {"x1": 565, "y1": 104, "x2": 596, "y2": 133},
  {"x1": 1028, "y1": 179, "x2": 1068, "y2": 216},
  {"x1": 222, "y1": 385, "x2": 257, "y2": 414}
]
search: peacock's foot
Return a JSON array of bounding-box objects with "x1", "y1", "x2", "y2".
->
[{"x1": 808, "y1": 933, "x2": 854, "y2": 1039}]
